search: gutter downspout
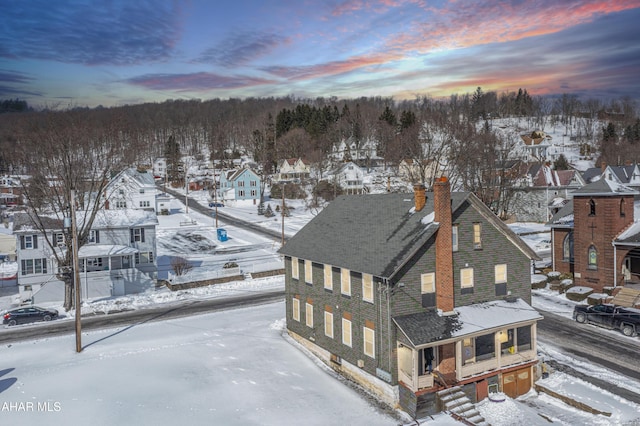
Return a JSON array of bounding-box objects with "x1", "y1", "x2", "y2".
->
[
  {"x1": 613, "y1": 242, "x2": 617, "y2": 288},
  {"x1": 385, "y1": 278, "x2": 392, "y2": 373}
]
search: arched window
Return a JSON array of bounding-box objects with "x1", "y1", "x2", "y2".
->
[
  {"x1": 620, "y1": 199, "x2": 625, "y2": 217},
  {"x1": 563, "y1": 232, "x2": 574, "y2": 262},
  {"x1": 589, "y1": 199, "x2": 596, "y2": 216},
  {"x1": 588, "y1": 245, "x2": 597, "y2": 270}
]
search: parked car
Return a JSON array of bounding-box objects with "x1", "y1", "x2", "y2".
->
[
  {"x1": 573, "y1": 303, "x2": 640, "y2": 337},
  {"x1": 2, "y1": 306, "x2": 59, "y2": 326},
  {"x1": 209, "y1": 202, "x2": 224, "y2": 208}
]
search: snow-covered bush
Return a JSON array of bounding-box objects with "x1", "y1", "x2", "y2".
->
[
  {"x1": 565, "y1": 286, "x2": 593, "y2": 302},
  {"x1": 531, "y1": 274, "x2": 547, "y2": 290}
]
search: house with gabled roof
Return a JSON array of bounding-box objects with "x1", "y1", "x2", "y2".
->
[
  {"x1": 582, "y1": 162, "x2": 640, "y2": 189},
  {"x1": 510, "y1": 162, "x2": 585, "y2": 222},
  {"x1": 14, "y1": 209, "x2": 158, "y2": 304},
  {"x1": 279, "y1": 178, "x2": 541, "y2": 419},
  {"x1": 549, "y1": 178, "x2": 640, "y2": 291},
  {"x1": 519, "y1": 130, "x2": 551, "y2": 161},
  {"x1": 104, "y1": 167, "x2": 158, "y2": 212},
  {"x1": 276, "y1": 158, "x2": 310, "y2": 182},
  {"x1": 217, "y1": 167, "x2": 261, "y2": 204},
  {"x1": 328, "y1": 161, "x2": 366, "y2": 194}
]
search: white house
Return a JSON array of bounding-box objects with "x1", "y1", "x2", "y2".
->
[
  {"x1": 105, "y1": 168, "x2": 158, "y2": 211},
  {"x1": 153, "y1": 158, "x2": 167, "y2": 179},
  {"x1": 329, "y1": 161, "x2": 366, "y2": 194},
  {"x1": 276, "y1": 158, "x2": 310, "y2": 182},
  {"x1": 14, "y1": 209, "x2": 158, "y2": 304},
  {"x1": 330, "y1": 138, "x2": 378, "y2": 163}
]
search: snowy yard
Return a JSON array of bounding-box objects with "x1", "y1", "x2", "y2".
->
[{"x1": 2, "y1": 192, "x2": 640, "y2": 425}]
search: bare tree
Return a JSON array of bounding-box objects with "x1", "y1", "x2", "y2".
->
[
  {"x1": 171, "y1": 257, "x2": 193, "y2": 276},
  {"x1": 14, "y1": 109, "x2": 126, "y2": 311}
]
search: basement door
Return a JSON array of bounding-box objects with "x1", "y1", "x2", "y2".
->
[{"x1": 502, "y1": 367, "x2": 531, "y2": 398}]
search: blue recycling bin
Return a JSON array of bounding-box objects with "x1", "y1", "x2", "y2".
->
[{"x1": 217, "y1": 228, "x2": 228, "y2": 242}]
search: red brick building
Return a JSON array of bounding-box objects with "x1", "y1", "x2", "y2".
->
[{"x1": 549, "y1": 179, "x2": 640, "y2": 291}]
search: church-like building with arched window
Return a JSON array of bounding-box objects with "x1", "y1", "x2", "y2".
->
[{"x1": 549, "y1": 178, "x2": 640, "y2": 291}]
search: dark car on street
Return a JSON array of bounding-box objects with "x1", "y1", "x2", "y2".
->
[
  {"x1": 2, "y1": 306, "x2": 59, "y2": 326},
  {"x1": 573, "y1": 303, "x2": 640, "y2": 337}
]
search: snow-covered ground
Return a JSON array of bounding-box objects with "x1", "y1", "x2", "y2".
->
[{"x1": 2, "y1": 192, "x2": 640, "y2": 425}]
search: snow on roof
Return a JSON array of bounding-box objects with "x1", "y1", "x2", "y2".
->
[
  {"x1": 79, "y1": 244, "x2": 139, "y2": 257},
  {"x1": 91, "y1": 209, "x2": 158, "y2": 229},
  {"x1": 452, "y1": 298, "x2": 543, "y2": 338}
]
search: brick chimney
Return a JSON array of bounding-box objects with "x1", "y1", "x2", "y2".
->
[
  {"x1": 433, "y1": 177, "x2": 454, "y2": 313},
  {"x1": 601, "y1": 161, "x2": 607, "y2": 173},
  {"x1": 413, "y1": 184, "x2": 426, "y2": 212}
]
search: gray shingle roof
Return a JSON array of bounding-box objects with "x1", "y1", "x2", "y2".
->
[
  {"x1": 393, "y1": 312, "x2": 462, "y2": 347},
  {"x1": 279, "y1": 191, "x2": 468, "y2": 278},
  {"x1": 571, "y1": 178, "x2": 637, "y2": 197}
]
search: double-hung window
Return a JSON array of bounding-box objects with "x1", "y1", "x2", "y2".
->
[
  {"x1": 341, "y1": 268, "x2": 351, "y2": 296},
  {"x1": 130, "y1": 228, "x2": 145, "y2": 243},
  {"x1": 363, "y1": 323, "x2": 375, "y2": 358},
  {"x1": 362, "y1": 274, "x2": 373, "y2": 303}
]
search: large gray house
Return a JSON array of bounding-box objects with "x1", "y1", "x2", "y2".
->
[{"x1": 279, "y1": 178, "x2": 541, "y2": 419}]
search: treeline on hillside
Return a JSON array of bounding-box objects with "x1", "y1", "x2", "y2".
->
[{"x1": 1, "y1": 90, "x2": 640, "y2": 216}]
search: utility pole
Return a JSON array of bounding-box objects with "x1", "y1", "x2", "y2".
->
[
  {"x1": 281, "y1": 183, "x2": 285, "y2": 246},
  {"x1": 70, "y1": 190, "x2": 82, "y2": 353}
]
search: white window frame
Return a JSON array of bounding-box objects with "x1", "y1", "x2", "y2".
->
[
  {"x1": 341, "y1": 268, "x2": 351, "y2": 296},
  {"x1": 305, "y1": 260, "x2": 313, "y2": 285},
  {"x1": 342, "y1": 318, "x2": 352, "y2": 347},
  {"x1": 24, "y1": 235, "x2": 34, "y2": 249},
  {"x1": 421, "y1": 272, "x2": 435, "y2": 293},
  {"x1": 291, "y1": 257, "x2": 299, "y2": 279},
  {"x1": 461, "y1": 267, "x2": 474, "y2": 288},
  {"x1": 495, "y1": 264, "x2": 507, "y2": 284},
  {"x1": 324, "y1": 264, "x2": 333, "y2": 290},
  {"x1": 473, "y1": 223, "x2": 482, "y2": 249},
  {"x1": 363, "y1": 326, "x2": 375, "y2": 359},
  {"x1": 292, "y1": 298, "x2": 300, "y2": 322},
  {"x1": 305, "y1": 302, "x2": 313, "y2": 328},
  {"x1": 362, "y1": 273, "x2": 374, "y2": 303},
  {"x1": 324, "y1": 311, "x2": 333, "y2": 338}
]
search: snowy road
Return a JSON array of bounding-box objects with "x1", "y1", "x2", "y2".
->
[{"x1": 0, "y1": 289, "x2": 284, "y2": 345}]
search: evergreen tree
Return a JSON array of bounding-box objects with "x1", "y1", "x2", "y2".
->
[
  {"x1": 164, "y1": 135, "x2": 182, "y2": 184},
  {"x1": 554, "y1": 154, "x2": 570, "y2": 170}
]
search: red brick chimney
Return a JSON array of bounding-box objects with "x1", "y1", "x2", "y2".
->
[
  {"x1": 413, "y1": 184, "x2": 426, "y2": 212},
  {"x1": 433, "y1": 177, "x2": 454, "y2": 313}
]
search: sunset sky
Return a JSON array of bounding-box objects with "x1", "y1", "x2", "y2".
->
[{"x1": 1, "y1": 0, "x2": 639, "y2": 108}]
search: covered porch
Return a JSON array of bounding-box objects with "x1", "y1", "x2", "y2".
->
[
  {"x1": 394, "y1": 298, "x2": 542, "y2": 396},
  {"x1": 78, "y1": 244, "x2": 139, "y2": 273}
]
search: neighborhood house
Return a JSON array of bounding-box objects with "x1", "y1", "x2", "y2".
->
[
  {"x1": 279, "y1": 178, "x2": 541, "y2": 419},
  {"x1": 14, "y1": 209, "x2": 158, "y2": 304}
]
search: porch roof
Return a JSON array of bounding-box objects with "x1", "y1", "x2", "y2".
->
[
  {"x1": 393, "y1": 298, "x2": 542, "y2": 348},
  {"x1": 79, "y1": 244, "x2": 139, "y2": 258},
  {"x1": 55, "y1": 244, "x2": 139, "y2": 258}
]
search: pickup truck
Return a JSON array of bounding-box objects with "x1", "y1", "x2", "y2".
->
[{"x1": 573, "y1": 303, "x2": 640, "y2": 337}]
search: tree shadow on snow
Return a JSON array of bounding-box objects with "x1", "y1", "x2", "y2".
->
[
  {"x1": 0, "y1": 368, "x2": 17, "y2": 394},
  {"x1": 82, "y1": 302, "x2": 199, "y2": 351}
]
